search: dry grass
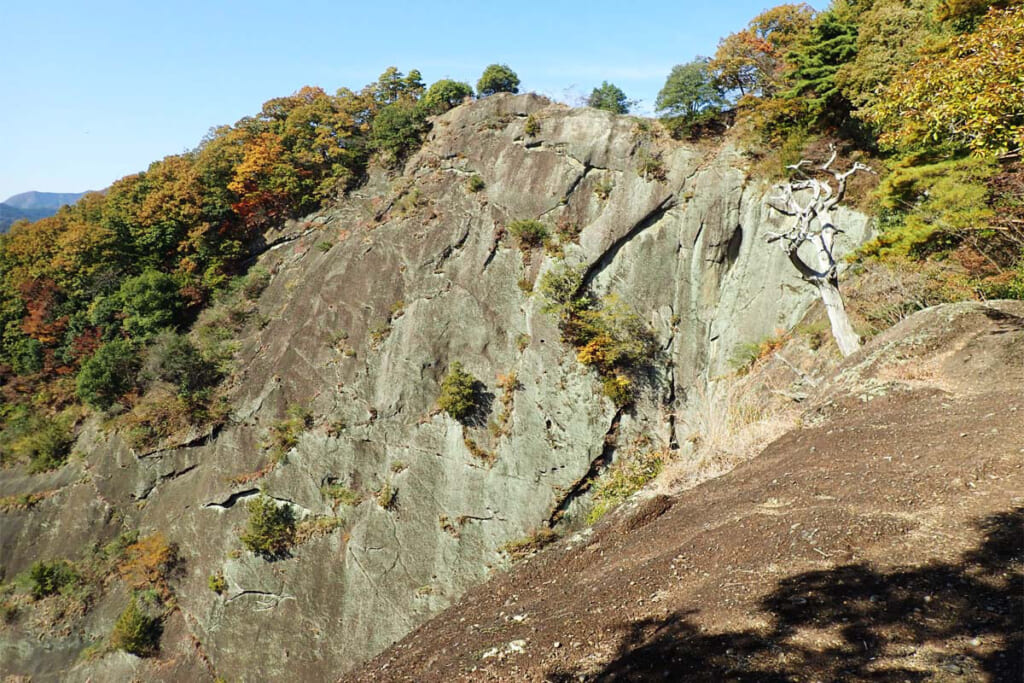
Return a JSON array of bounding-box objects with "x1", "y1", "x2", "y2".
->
[{"x1": 656, "y1": 372, "x2": 800, "y2": 495}]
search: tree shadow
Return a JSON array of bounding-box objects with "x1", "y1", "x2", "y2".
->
[
  {"x1": 463, "y1": 380, "x2": 494, "y2": 429},
  {"x1": 548, "y1": 508, "x2": 1023, "y2": 682}
]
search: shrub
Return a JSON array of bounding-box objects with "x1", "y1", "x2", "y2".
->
[
  {"x1": 376, "y1": 482, "x2": 396, "y2": 510},
  {"x1": 507, "y1": 219, "x2": 549, "y2": 250},
  {"x1": 117, "y1": 532, "x2": 179, "y2": 590},
  {"x1": 208, "y1": 572, "x2": 227, "y2": 595},
  {"x1": 25, "y1": 418, "x2": 74, "y2": 473},
  {"x1": 729, "y1": 331, "x2": 790, "y2": 374},
  {"x1": 437, "y1": 361, "x2": 481, "y2": 423},
  {"x1": 110, "y1": 594, "x2": 162, "y2": 657},
  {"x1": 466, "y1": 174, "x2": 486, "y2": 193},
  {"x1": 240, "y1": 495, "x2": 296, "y2": 559},
  {"x1": 500, "y1": 528, "x2": 558, "y2": 561},
  {"x1": 524, "y1": 114, "x2": 540, "y2": 136},
  {"x1": 538, "y1": 264, "x2": 586, "y2": 312},
  {"x1": 241, "y1": 267, "x2": 271, "y2": 300},
  {"x1": 477, "y1": 64, "x2": 520, "y2": 96},
  {"x1": 321, "y1": 482, "x2": 361, "y2": 508},
  {"x1": 76, "y1": 339, "x2": 140, "y2": 410},
  {"x1": 587, "y1": 449, "x2": 665, "y2": 524},
  {"x1": 268, "y1": 404, "x2": 312, "y2": 462},
  {"x1": 143, "y1": 331, "x2": 221, "y2": 398},
  {"x1": 27, "y1": 560, "x2": 80, "y2": 599}
]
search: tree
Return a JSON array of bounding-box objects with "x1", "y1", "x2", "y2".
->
[
  {"x1": 870, "y1": 6, "x2": 1024, "y2": 157},
  {"x1": 477, "y1": 64, "x2": 520, "y2": 96},
  {"x1": 587, "y1": 82, "x2": 631, "y2": 114},
  {"x1": 655, "y1": 58, "x2": 727, "y2": 122},
  {"x1": 371, "y1": 100, "x2": 428, "y2": 164},
  {"x1": 240, "y1": 495, "x2": 296, "y2": 559},
  {"x1": 710, "y1": 3, "x2": 816, "y2": 99},
  {"x1": 117, "y1": 269, "x2": 183, "y2": 338},
  {"x1": 437, "y1": 361, "x2": 481, "y2": 423},
  {"x1": 76, "y1": 339, "x2": 140, "y2": 410},
  {"x1": 419, "y1": 79, "x2": 474, "y2": 116},
  {"x1": 784, "y1": 7, "x2": 859, "y2": 127},
  {"x1": 764, "y1": 145, "x2": 872, "y2": 356}
]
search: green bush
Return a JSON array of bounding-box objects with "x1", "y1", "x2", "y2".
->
[
  {"x1": 144, "y1": 331, "x2": 221, "y2": 398},
  {"x1": 240, "y1": 495, "x2": 296, "y2": 559},
  {"x1": 27, "y1": 560, "x2": 80, "y2": 599},
  {"x1": 76, "y1": 339, "x2": 140, "y2": 410},
  {"x1": 587, "y1": 449, "x2": 665, "y2": 524},
  {"x1": 477, "y1": 64, "x2": 520, "y2": 96},
  {"x1": 466, "y1": 174, "x2": 485, "y2": 193},
  {"x1": 207, "y1": 572, "x2": 227, "y2": 594},
  {"x1": 110, "y1": 594, "x2": 162, "y2": 657},
  {"x1": 241, "y1": 267, "x2": 272, "y2": 300},
  {"x1": 25, "y1": 417, "x2": 75, "y2": 473},
  {"x1": 524, "y1": 114, "x2": 540, "y2": 136},
  {"x1": 437, "y1": 361, "x2": 482, "y2": 424},
  {"x1": 507, "y1": 219, "x2": 549, "y2": 250},
  {"x1": 538, "y1": 264, "x2": 586, "y2": 312}
]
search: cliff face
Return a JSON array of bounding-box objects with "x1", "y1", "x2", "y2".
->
[{"x1": 0, "y1": 94, "x2": 870, "y2": 680}]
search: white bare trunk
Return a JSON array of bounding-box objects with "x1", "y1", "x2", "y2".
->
[{"x1": 817, "y1": 279, "x2": 861, "y2": 357}]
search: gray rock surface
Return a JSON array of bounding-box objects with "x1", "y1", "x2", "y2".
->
[{"x1": 0, "y1": 93, "x2": 870, "y2": 681}]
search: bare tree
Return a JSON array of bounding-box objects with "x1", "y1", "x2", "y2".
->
[{"x1": 765, "y1": 145, "x2": 873, "y2": 357}]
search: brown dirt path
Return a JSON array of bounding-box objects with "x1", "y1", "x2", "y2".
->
[{"x1": 346, "y1": 302, "x2": 1024, "y2": 682}]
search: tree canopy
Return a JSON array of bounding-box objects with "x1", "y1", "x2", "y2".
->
[
  {"x1": 477, "y1": 64, "x2": 520, "y2": 96},
  {"x1": 587, "y1": 82, "x2": 631, "y2": 114},
  {"x1": 655, "y1": 58, "x2": 727, "y2": 121}
]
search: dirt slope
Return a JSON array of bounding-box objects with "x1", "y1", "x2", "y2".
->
[{"x1": 347, "y1": 301, "x2": 1024, "y2": 682}]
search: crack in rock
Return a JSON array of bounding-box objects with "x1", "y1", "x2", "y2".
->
[{"x1": 225, "y1": 589, "x2": 296, "y2": 611}]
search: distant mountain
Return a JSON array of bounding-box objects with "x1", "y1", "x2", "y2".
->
[{"x1": 0, "y1": 190, "x2": 88, "y2": 233}]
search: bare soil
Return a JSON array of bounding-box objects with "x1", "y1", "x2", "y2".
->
[{"x1": 346, "y1": 302, "x2": 1024, "y2": 682}]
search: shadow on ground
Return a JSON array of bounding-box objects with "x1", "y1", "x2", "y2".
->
[{"x1": 548, "y1": 508, "x2": 1023, "y2": 682}]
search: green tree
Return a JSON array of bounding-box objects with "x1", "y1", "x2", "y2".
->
[
  {"x1": 117, "y1": 269, "x2": 183, "y2": 338},
  {"x1": 240, "y1": 495, "x2": 296, "y2": 559},
  {"x1": 477, "y1": 64, "x2": 520, "y2": 96},
  {"x1": 76, "y1": 339, "x2": 140, "y2": 410},
  {"x1": 371, "y1": 100, "x2": 428, "y2": 164},
  {"x1": 110, "y1": 594, "x2": 162, "y2": 657},
  {"x1": 587, "y1": 82, "x2": 631, "y2": 114},
  {"x1": 27, "y1": 560, "x2": 80, "y2": 599},
  {"x1": 656, "y1": 58, "x2": 728, "y2": 132},
  {"x1": 784, "y1": 6, "x2": 859, "y2": 127},
  {"x1": 419, "y1": 79, "x2": 474, "y2": 116},
  {"x1": 437, "y1": 361, "x2": 481, "y2": 423}
]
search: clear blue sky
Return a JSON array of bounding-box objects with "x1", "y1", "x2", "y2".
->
[{"x1": 0, "y1": 0, "x2": 827, "y2": 202}]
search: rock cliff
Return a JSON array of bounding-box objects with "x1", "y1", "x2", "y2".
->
[{"x1": 0, "y1": 94, "x2": 870, "y2": 680}]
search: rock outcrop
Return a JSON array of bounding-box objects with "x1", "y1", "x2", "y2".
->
[{"x1": 0, "y1": 94, "x2": 870, "y2": 681}]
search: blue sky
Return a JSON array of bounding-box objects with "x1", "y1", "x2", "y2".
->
[{"x1": 0, "y1": 1, "x2": 827, "y2": 201}]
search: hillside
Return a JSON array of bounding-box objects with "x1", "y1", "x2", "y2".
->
[
  {"x1": 0, "y1": 191, "x2": 87, "y2": 232},
  {"x1": 0, "y1": 93, "x2": 871, "y2": 680},
  {"x1": 0, "y1": 4, "x2": 1020, "y2": 679},
  {"x1": 351, "y1": 301, "x2": 1023, "y2": 682}
]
